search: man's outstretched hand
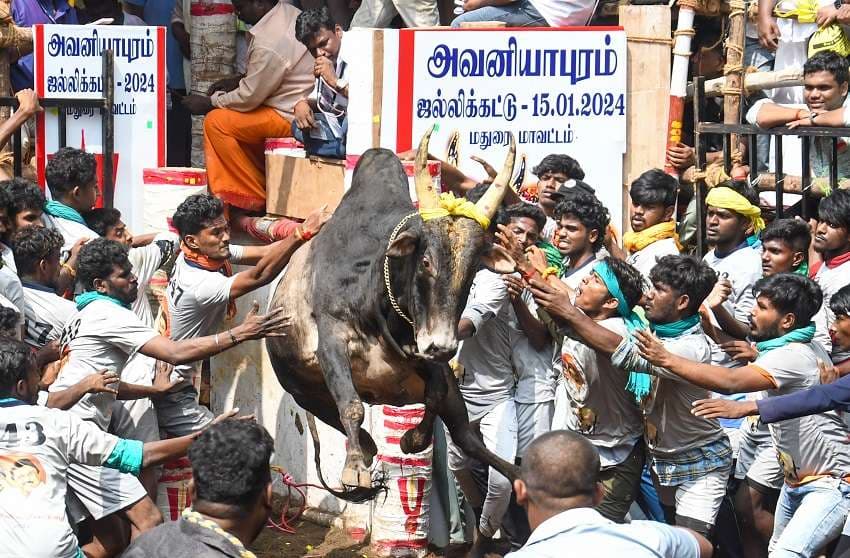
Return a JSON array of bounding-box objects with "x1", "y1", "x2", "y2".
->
[
  {"x1": 691, "y1": 398, "x2": 758, "y2": 420},
  {"x1": 527, "y1": 278, "x2": 575, "y2": 322}
]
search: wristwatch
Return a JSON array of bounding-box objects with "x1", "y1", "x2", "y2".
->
[{"x1": 835, "y1": 0, "x2": 842, "y2": 11}]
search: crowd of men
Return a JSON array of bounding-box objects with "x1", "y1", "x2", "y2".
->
[
  {"x1": 0, "y1": 145, "x2": 331, "y2": 557},
  {"x1": 2, "y1": 141, "x2": 850, "y2": 558},
  {"x1": 4, "y1": 0, "x2": 850, "y2": 555}
]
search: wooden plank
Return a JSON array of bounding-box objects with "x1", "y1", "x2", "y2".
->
[{"x1": 620, "y1": 5, "x2": 671, "y2": 229}]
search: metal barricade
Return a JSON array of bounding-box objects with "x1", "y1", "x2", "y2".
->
[
  {"x1": 692, "y1": 75, "x2": 850, "y2": 256},
  {"x1": 0, "y1": 49, "x2": 115, "y2": 207}
]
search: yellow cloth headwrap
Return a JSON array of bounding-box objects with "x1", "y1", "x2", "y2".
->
[
  {"x1": 705, "y1": 186, "x2": 766, "y2": 234},
  {"x1": 419, "y1": 192, "x2": 491, "y2": 230},
  {"x1": 623, "y1": 220, "x2": 683, "y2": 253}
]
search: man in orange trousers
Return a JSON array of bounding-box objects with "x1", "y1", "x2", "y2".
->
[{"x1": 182, "y1": 0, "x2": 313, "y2": 238}]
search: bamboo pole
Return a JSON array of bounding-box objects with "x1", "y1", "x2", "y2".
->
[
  {"x1": 686, "y1": 67, "x2": 803, "y2": 97},
  {"x1": 664, "y1": 1, "x2": 696, "y2": 177},
  {"x1": 723, "y1": 0, "x2": 746, "y2": 175}
]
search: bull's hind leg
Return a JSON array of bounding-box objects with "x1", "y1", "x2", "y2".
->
[
  {"x1": 315, "y1": 327, "x2": 372, "y2": 488},
  {"x1": 433, "y1": 363, "x2": 519, "y2": 482}
]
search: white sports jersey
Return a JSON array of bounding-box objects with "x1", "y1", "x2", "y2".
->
[
  {"x1": 0, "y1": 400, "x2": 120, "y2": 558},
  {"x1": 0, "y1": 264, "x2": 25, "y2": 329},
  {"x1": 626, "y1": 237, "x2": 680, "y2": 284},
  {"x1": 167, "y1": 245, "x2": 245, "y2": 382},
  {"x1": 49, "y1": 299, "x2": 158, "y2": 429},
  {"x1": 812, "y1": 258, "x2": 850, "y2": 359},
  {"x1": 128, "y1": 232, "x2": 178, "y2": 328},
  {"x1": 21, "y1": 280, "x2": 76, "y2": 349},
  {"x1": 510, "y1": 290, "x2": 557, "y2": 404},
  {"x1": 43, "y1": 213, "x2": 100, "y2": 262},
  {"x1": 0, "y1": 242, "x2": 16, "y2": 274}
]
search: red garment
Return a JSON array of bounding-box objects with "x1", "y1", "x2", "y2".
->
[
  {"x1": 809, "y1": 250, "x2": 850, "y2": 278},
  {"x1": 180, "y1": 244, "x2": 237, "y2": 319}
]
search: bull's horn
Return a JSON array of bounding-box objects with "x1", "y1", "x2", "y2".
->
[
  {"x1": 474, "y1": 134, "x2": 516, "y2": 220},
  {"x1": 415, "y1": 126, "x2": 439, "y2": 211}
]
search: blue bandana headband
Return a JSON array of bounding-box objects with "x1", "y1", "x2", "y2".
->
[{"x1": 592, "y1": 261, "x2": 651, "y2": 403}]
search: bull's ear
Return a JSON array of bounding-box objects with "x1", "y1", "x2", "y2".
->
[
  {"x1": 386, "y1": 231, "x2": 419, "y2": 258},
  {"x1": 480, "y1": 244, "x2": 516, "y2": 274}
]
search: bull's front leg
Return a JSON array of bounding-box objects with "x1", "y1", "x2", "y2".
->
[
  {"x1": 399, "y1": 363, "x2": 445, "y2": 454},
  {"x1": 432, "y1": 362, "x2": 519, "y2": 482},
  {"x1": 315, "y1": 323, "x2": 372, "y2": 488}
]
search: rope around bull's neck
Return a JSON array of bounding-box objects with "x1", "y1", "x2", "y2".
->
[{"x1": 383, "y1": 212, "x2": 419, "y2": 330}]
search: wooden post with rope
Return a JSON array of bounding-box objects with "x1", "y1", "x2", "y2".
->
[{"x1": 723, "y1": 0, "x2": 747, "y2": 179}]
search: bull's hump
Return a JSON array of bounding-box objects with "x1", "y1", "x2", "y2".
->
[{"x1": 346, "y1": 150, "x2": 411, "y2": 206}]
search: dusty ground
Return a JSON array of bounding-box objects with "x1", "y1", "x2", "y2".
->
[{"x1": 250, "y1": 520, "x2": 473, "y2": 558}]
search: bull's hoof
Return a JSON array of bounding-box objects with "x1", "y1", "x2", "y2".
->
[
  {"x1": 400, "y1": 428, "x2": 430, "y2": 454},
  {"x1": 342, "y1": 466, "x2": 372, "y2": 488}
]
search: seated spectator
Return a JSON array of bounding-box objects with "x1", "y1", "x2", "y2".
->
[
  {"x1": 124, "y1": 420, "x2": 275, "y2": 558},
  {"x1": 181, "y1": 0, "x2": 313, "y2": 215},
  {"x1": 293, "y1": 7, "x2": 348, "y2": 159},
  {"x1": 349, "y1": 0, "x2": 437, "y2": 29},
  {"x1": 506, "y1": 430, "x2": 712, "y2": 557},
  {"x1": 451, "y1": 0, "x2": 596, "y2": 29},
  {"x1": 746, "y1": 51, "x2": 850, "y2": 178}
]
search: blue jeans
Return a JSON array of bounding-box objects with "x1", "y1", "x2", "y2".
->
[
  {"x1": 292, "y1": 112, "x2": 346, "y2": 159},
  {"x1": 451, "y1": 0, "x2": 546, "y2": 28},
  {"x1": 770, "y1": 477, "x2": 850, "y2": 557}
]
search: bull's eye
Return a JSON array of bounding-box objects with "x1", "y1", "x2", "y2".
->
[{"x1": 422, "y1": 257, "x2": 431, "y2": 270}]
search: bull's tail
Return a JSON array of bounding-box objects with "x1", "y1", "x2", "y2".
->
[{"x1": 305, "y1": 412, "x2": 386, "y2": 503}]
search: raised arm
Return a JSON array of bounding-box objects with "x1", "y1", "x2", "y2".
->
[
  {"x1": 633, "y1": 329, "x2": 776, "y2": 394},
  {"x1": 0, "y1": 90, "x2": 40, "y2": 159},
  {"x1": 139, "y1": 303, "x2": 289, "y2": 365},
  {"x1": 527, "y1": 278, "x2": 624, "y2": 355},
  {"x1": 229, "y1": 207, "x2": 330, "y2": 299}
]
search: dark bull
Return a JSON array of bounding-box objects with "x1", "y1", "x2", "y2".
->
[{"x1": 267, "y1": 129, "x2": 518, "y2": 500}]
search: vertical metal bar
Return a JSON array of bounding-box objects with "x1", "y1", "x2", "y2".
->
[
  {"x1": 775, "y1": 134, "x2": 784, "y2": 219},
  {"x1": 58, "y1": 108, "x2": 67, "y2": 149},
  {"x1": 831, "y1": 136, "x2": 839, "y2": 192},
  {"x1": 801, "y1": 135, "x2": 811, "y2": 220},
  {"x1": 101, "y1": 50, "x2": 115, "y2": 209},
  {"x1": 694, "y1": 76, "x2": 707, "y2": 257},
  {"x1": 723, "y1": 133, "x2": 732, "y2": 176},
  {"x1": 749, "y1": 132, "x2": 758, "y2": 183},
  {"x1": 12, "y1": 129, "x2": 21, "y2": 177}
]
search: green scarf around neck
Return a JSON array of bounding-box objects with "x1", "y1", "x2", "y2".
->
[
  {"x1": 651, "y1": 314, "x2": 701, "y2": 338},
  {"x1": 592, "y1": 261, "x2": 651, "y2": 403},
  {"x1": 75, "y1": 291, "x2": 130, "y2": 310},
  {"x1": 536, "y1": 240, "x2": 564, "y2": 275},
  {"x1": 755, "y1": 322, "x2": 816, "y2": 354},
  {"x1": 44, "y1": 200, "x2": 86, "y2": 226}
]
